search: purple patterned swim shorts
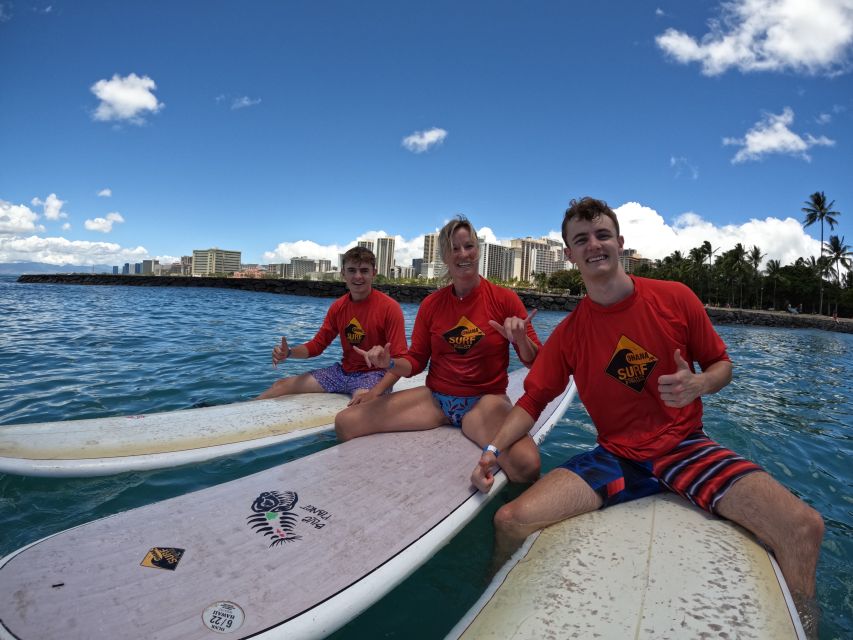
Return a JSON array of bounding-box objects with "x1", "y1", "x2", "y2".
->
[{"x1": 310, "y1": 363, "x2": 388, "y2": 395}]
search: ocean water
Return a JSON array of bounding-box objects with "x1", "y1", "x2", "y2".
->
[{"x1": 0, "y1": 275, "x2": 850, "y2": 639}]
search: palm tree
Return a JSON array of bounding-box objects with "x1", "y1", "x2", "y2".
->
[
  {"x1": 688, "y1": 246, "x2": 706, "y2": 298},
  {"x1": 764, "y1": 259, "x2": 782, "y2": 310},
  {"x1": 824, "y1": 235, "x2": 852, "y2": 284},
  {"x1": 748, "y1": 245, "x2": 765, "y2": 308},
  {"x1": 726, "y1": 243, "x2": 748, "y2": 308},
  {"x1": 824, "y1": 235, "x2": 852, "y2": 314},
  {"x1": 802, "y1": 191, "x2": 841, "y2": 314}
]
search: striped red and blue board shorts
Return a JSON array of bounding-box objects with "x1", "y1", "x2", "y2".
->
[{"x1": 558, "y1": 430, "x2": 763, "y2": 514}]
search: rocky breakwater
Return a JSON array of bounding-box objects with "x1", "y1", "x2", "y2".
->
[
  {"x1": 14, "y1": 274, "x2": 580, "y2": 310},
  {"x1": 15, "y1": 274, "x2": 851, "y2": 334},
  {"x1": 705, "y1": 306, "x2": 852, "y2": 334}
]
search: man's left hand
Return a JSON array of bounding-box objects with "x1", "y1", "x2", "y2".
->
[{"x1": 657, "y1": 349, "x2": 704, "y2": 408}]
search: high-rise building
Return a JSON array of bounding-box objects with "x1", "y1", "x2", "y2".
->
[
  {"x1": 290, "y1": 257, "x2": 316, "y2": 279},
  {"x1": 192, "y1": 248, "x2": 241, "y2": 276},
  {"x1": 317, "y1": 259, "x2": 332, "y2": 273},
  {"x1": 479, "y1": 242, "x2": 515, "y2": 281},
  {"x1": 357, "y1": 240, "x2": 374, "y2": 253},
  {"x1": 509, "y1": 237, "x2": 565, "y2": 282},
  {"x1": 422, "y1": 233, "x2": 441, "y2": 263},
  {"x1": 392, "y1": 265, "x2": 415, "y2": 279},
  {"x1": 619, "y1": 249, "x2": 653, "y2": 274},
  {"x1": 412, "y1": 258, "x2": 424, "y2": 276},
  {"x1": 180, "y1": 256, "x2": 193, "y2": 276},
  {"x1": 374, "y1": 237, "x2": 395, "y2": 278}
]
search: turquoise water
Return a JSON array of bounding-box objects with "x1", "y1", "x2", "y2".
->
[{"x1": 0, "y1": 276, "x2": 850, "y2": 639}]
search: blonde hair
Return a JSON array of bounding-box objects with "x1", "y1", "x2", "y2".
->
[{"x1": 438, "y1": 215, "x2": 479, "y2": 264}]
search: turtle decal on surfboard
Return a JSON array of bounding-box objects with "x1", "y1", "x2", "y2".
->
[{"x1": 247, "y1": 490, "x2": 302, "y2": 547}]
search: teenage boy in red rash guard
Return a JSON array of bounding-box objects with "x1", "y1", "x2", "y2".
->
[
  {"x1": 257, "y1": 246, "x2": 407, "y2": 405},
  {"x1": 335, "y1": 216, "x2": 543, "y2": 484},
  {"x1": 471, "y1": 197, "x2": 824, "y2": 626}
]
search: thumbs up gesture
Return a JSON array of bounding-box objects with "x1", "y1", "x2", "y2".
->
[
  {"x1": 272, "y1": 336, "x2": 290, "y2": 367},
  {"x1": 657, "y1": 349, "x2": 701, "y2": 408}
]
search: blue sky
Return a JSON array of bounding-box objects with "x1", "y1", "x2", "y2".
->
[{"x1": 1, "y1": 0, "x2": 851, "y2": 269}]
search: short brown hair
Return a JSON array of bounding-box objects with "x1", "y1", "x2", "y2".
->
[
  {"x1": 438, "y1": 215, "x2": 479, "y2": 263},
  {"x1": 341, "y1": 246, "x2": 376, "y2": 269},
  {"x1": 561, "y1": 197, "x2": 620, "y2": 246}
]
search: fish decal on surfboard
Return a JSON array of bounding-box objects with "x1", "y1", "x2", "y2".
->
[{"x1": 247, "y1": 490, "x2": 302, "y2": 546}]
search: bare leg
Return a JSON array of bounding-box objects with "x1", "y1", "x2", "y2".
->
[
  {"x1": 334, "y1": 386, "x2": 445, "y2": 441},
  {"x1": 461, "y1": 394, "x2": 540, "y2": 484},
  {"x1": 714, "y1": 471, "x2": 824, "y2": 637},
  {"x1": 256, "y1": 372, "x2": 325, "y2": 400},
  {"x1": 491, "y1": 467, "x2": 602, "y2": 572}
]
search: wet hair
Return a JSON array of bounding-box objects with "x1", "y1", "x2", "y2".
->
[
  {"x1": 438, "y1": 215, "x2": 479, "y2": 263},
  {"x1": 561, "y1": 197, "x2": 620, "y2": 246},
  {"x1": 341, "y1": 246, "x2": 376, "y2": 269}
]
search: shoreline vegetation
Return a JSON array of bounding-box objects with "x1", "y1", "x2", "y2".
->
[{"x1": 16, "y1": 273, "x2": 852, "y2": 335}]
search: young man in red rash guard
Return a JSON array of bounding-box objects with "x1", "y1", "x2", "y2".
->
[
  {"x1": 257, "y1": 246, "x2": 406, "y2": 404},
  {"x1": 471, "y1": 197, "x2": 824, "y2": 627}
]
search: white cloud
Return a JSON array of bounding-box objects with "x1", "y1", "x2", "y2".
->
[
  {"x1": 402, "y1": 127, "x2": 448, "y2": 153},
  {"x1": 723, "y1": 107, "x2": 835, "y2": 163},
  {"x1": 154, "y1": 254, "x2": 181, "y2": 265},
  {"x1": 0, "y1": 234, "x2": 148, "y2": 265},
  {"x1": 1, "y1": 200, "x2": 45, "y2": 235},
  {"x1": 98, "y1": 188, "x2": 112, "y2": 197},
  {"x1": 656, "y1": 8, "x2": 666, "y2": 17},
  {"x1": 91, "y1": 73, "x2": 164, "y2": 124},
  {"x1": 84, "y1": 212, "x2": 124, "y2": 233},
  {"x1": 31, "y1": 193, "x2": 68, "y2": 220},
  {"x1": 656, "y1": 0, "x2": 853, "y2": 76},
  {"x1": 670, "y1": 156, "x2": 699, "y2": 179},
  {"x1": 262, "y1": 230, "x2": 431, "y2": 270},
  {"x1": 0, "y1": 3, "x2": 12, "y2": 22},
  {"x1": 610, "y1": 201, "x2": 820, "y2": 267},
  {"x1": 231, "y1": 96, "x2": 261, "y2": 110},
  {"x1": 62, "y1": 222, "x2": 71, "y2": 230}
]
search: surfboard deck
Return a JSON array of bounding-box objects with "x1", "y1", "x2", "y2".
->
[
  {"x1": 447, "y1": 492, "x2": 805, "y2": 640},
  {"x1": 0, "y1": 373, "x2": 426, "y2": 477},
  {"x1": 0, "y1": 370, "x2": 576, "y2": 640}
]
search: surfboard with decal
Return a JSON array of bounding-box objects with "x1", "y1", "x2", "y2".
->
[
  {"x1": 0, "y1": 373, "x2": 426, "y2": 477},
  {"x1": 0, "y1": 368, "x2": 576, "y2": 640},
  {"x1": 446, "y1": 492, "x2": 805, "y2": 640}
]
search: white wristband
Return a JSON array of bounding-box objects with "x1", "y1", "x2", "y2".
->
[{"x1": 483, "y1": 444, "x2": 500, "y2": 458}]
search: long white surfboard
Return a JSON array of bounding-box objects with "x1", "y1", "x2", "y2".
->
[
  {"x1": 0, "y1": 373, "x2": 426, "y2": 477},
  {"x1": 0, "y1": 369, "x2": 576, "y2": 640},
  {"x1": 447, "y1": 492, "x2": 805, "y2": 640}
]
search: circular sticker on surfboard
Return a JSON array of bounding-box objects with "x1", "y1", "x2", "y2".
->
[{"x1": 202, "y1": 601, "x2": 245, "y2": 634}]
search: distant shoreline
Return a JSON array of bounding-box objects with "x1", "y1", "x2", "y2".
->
[{"x1": 15, "y1": 273, "x2": 852, "y2": 334}]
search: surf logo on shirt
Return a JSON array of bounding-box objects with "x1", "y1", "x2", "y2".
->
[
  {"x1": 345, "y1": 317, "x2": 366, "y2": 346},
  {"x1": 605, "y1": 335, "x2": 659, "y2": 392},
  {"x1": 140, "y1": 546, "x2": 185, "y2": 571},
  {"x1": 443, "y1": 315, "x2": 485, "y2": 354},
  {"x1": 247, "y1": 490, "x2": 335, "y2": 548}
]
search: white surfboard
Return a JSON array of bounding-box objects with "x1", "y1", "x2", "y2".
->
[
  {"x1": 0, "y1": 373, "x2": 426, "y2": 477},
  {"x1": 0, "y1": 370, "x2": 576, "y2": 640},
  {"x1": 447, "y1": 492, "x2": 805, "y2": 640}
]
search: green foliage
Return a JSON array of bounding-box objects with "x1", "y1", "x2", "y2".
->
[{"x1": 547, "y1": 269, "x2": 583, "y2": 293}]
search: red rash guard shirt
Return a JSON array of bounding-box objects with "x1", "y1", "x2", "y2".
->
[
  {"x1": 303, "y1": 289, "x2": 407, "y2": 374},
  {"x1": 516, "y1": 277, "x2": 730, "y2": 460},
  {"x1": 402, "y1": 278, "x2": 542, "y2": 396}
]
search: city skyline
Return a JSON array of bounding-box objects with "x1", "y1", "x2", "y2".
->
[{"x1": 1, "y1": 2, "x2": 851, "y2": 272}]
